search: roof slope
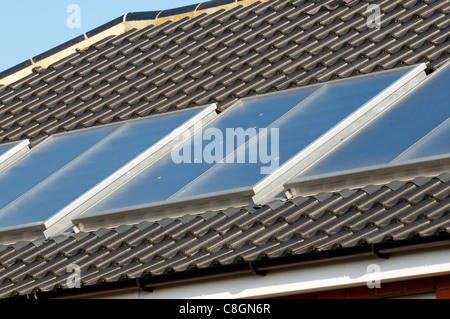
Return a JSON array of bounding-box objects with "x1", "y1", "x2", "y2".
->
[
  {"x1": 1, "y1": 173, "x2": 450, "y2": 298},
  {"x1": 0, "y1": 0, "x2": 449, "y2": 147},
  {"x1": 0, "y1": 0, "x2": 450, "y2": 298}
]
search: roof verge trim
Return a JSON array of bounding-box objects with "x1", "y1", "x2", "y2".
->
[{"x1": 0, "y1": 0, "x2": 266, "y2": 87}]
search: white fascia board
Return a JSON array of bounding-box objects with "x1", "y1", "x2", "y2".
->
[
  {"x1": 44, "y1": 104, "x2": 218, "y2": 238},
  {"x1": 90, "y1": 243, "x2": 450, "y2": 299},
  {"x1": 0, "y1": 139, "x2": 30, "y2": 172},
  {"x1": 252, "y1": 63, "x2": 427, "y2": 205}
]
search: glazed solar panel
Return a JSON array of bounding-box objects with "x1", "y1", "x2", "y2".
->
[
  {"x1": 0, "y1": 125, "x2": 120, "y2": 226},
  {"x1": 0, "y1": 106, "x2": 210, "y2": 233},
  {"x1": 80, "y1": 65, "x2": 415, "y2": 218},
  {"x1": 295, "y1": 60, "x2": 450, "y2": 179},
  {"x1": 79, "y1": 85, "x2": 322, "y2": 215},
  {"x1": 392, "y1": 118, "x2": 450, "y2": 163},
  {"x1": 170, "y1": 67, "x2": 418, "y2": 200}
]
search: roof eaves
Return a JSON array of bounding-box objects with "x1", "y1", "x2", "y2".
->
[{"x1": 18, "y1": 232, "x2": 450, "y2": 299}]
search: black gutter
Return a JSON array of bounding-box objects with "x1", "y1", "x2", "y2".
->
[{"x1": 19, "y1": 233, "x2": 450, "y2": 299}]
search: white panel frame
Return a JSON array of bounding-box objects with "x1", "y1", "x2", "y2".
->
[
  {"x1": 252, "y1": 63, "x2": 427, "y2": 204},
  {"x1": 285, "y1": 152, "x2": 450, "y2": 197},
  {"x1": 0, "y1": 139, "x2": 30, "y2": 172},
  {"x1": 44, "y1": 104, "x2": 218, "y2": 238}
]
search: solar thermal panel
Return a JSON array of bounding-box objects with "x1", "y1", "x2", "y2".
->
[{"x1": 0, "y1": 106, "x2": 213, "y2": 237}]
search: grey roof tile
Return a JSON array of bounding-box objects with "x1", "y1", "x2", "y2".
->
[
  {"x1": 394, "y1": 197, "x2": 439, "y2": 224},
  {"x1": 123, "y1": 241, "x2": 154, "y2": 262},
  {"x1": 413, "y1": 214, "x2": 450, "y2": 236},
  {"x1": 313, "y1": 229, "x2": 356, "y2": 251},
  {"x1": 0, "y1": 0, "x2": 448, "y2": 144},
  {"x1": 3, "y1": 168, "x2": 450, "y2": 297},
  {"x1": 108, "y1": 259, "x2": 147, "y2": 281},
  {"x1": 369, "y1": 201, "x2": 411, "y2": 228},
  {"x1": 212, "y1": 243, "x2": 257, "y2": 264},
  {"x1": 0, "y1": 0, "x2": 450, "y2": 298},
  {"x1": 421, "y1": 196, "x2": 450, "y2": 220},
  {"x1": 0, "y1": 261, "x2": 28, "y2": 283},
  {"x1": 248, "y1": 222, "x2": 291, "y2": 246},
  {"x1": 368, "y1": 182, "x2": 415, "y2": 208},
  {"x1": 347, "y1": 205, "x2": 386, "y2": 232},
  {"x1": 321, "y1": 209, "x2": 362, "y2": 235},
  {"x1": 201, "y1": 228, "x2": 244, "y2": 253},
  {"x1": 277, "y1": 214, "x2": 315, "y2": 239},
  {"x1": 382, "y1": 219, "x2": 431, "y2": 242},
  {"x1": 285, "y1": 233, "x2": 330, "y2": 255},
  {"x1": 359, "y1": 220, "x2": 406, "y2": 243}
]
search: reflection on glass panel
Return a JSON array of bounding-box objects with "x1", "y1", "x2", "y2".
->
[
  {"x1": 82, "y1": 86, "x2": 323, "y2": 215},
  {"x1": 171, "y1": 67, "x2": 412, "y2": 199},
  {"x1": 0, "y1": 124, "x2": 120, "y2": 226},
  {"x1": 392, "y1": 118, "x2": 450, "y2": 163},
  {"x1": 299, "y1": 61, "x2": 450, "y2": 178},
  {"x1": 0, "y1": 108, "x2": 203, "y2": 229}
]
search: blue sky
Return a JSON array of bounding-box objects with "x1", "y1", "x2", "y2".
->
[{"x1": 0, "y1": 1, "x2": 201, "y2": 73}]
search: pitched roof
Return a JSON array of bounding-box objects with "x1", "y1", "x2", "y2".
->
[
  {"x1": 2, "y1": 172, "x2": 450, "y2": 298},
  {"x1": 0, "y1": 0, "x2": 450, "y2": 298},
  {"x1": 0, "y1": 0, "x2": 448, "y2": 147}
]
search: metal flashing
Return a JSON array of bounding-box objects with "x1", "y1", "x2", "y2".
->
[
  {"x1": 0, "y1": 222, "x2": 46, "y2": 245},
  {"x1": 285, "y1": 153, "x2": 450, "y2": 198},
  {"x1": 73, "y1": 186, "x2": 254, "y2": 233}
]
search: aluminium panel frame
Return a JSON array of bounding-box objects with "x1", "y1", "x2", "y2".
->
[
  {"x1": 0, "y1": 139, "x2": 30, "y2": 172},
  {"x1": 252, "y1": 63, "x2": 428, "y2": 204},
  {"x1": 44, "y1": 104, "x2": 218, "y2": 238}
]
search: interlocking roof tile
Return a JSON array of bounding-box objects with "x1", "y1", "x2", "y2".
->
[
  {"x1": 0, "y1": 0, "x2": 450, "y2": 298},
  {"x1": 0, "y1": 171, "x2": 449, "y2": 297},
  {"x1": 0, "y1": 0, "x2": 448, "y2": 146}
]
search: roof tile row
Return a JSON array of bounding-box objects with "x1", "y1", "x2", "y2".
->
[
  {"x1": 1, "y1": 173, "x2": 450, "y2": 297},
  {"x1": 1, "y1": 0, "x2": 450, "y2": 299},
  {"x1": 0, "y1": 0, "x2": 448, "y2": 146}
]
